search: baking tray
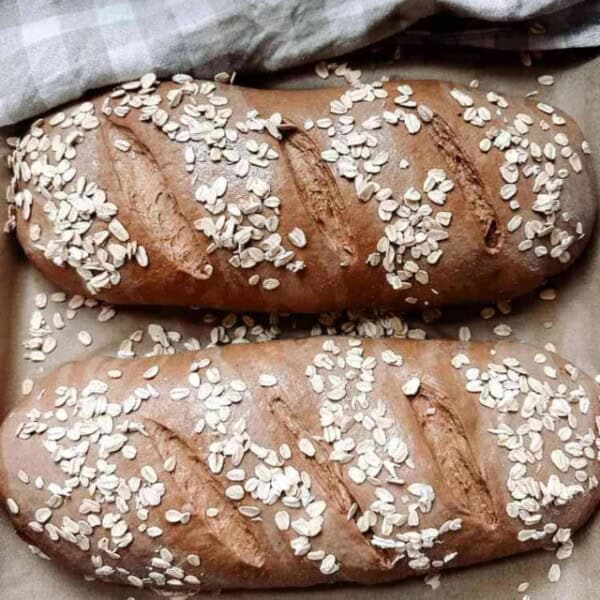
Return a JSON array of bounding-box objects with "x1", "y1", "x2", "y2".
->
[{"x1": 2, "y1": 46, "x2": 600, "y2": 599}]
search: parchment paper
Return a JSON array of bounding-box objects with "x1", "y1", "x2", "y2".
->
[{"x1": 1, "y1": 46, "x2": 600, "y2": 599}]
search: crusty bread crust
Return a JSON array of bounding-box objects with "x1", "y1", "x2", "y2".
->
[
  {"x1": 7, "y1": 77, "x2": 597, "y2": 312},
  {"x1": 1, "y1": 337, "x2": 598, "y2": 591}
]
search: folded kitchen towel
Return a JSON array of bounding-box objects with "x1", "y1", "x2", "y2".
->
[{"x1": 2, "y1": 0, "x2": 600, "y2": 126}]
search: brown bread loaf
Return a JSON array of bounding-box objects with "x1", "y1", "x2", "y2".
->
[
  {"x1": 1, "y1": 337, "x2": 598, "y2": 591},
  {"x1": 6, "y1": 76, "x2": 597, "y2": 312}
]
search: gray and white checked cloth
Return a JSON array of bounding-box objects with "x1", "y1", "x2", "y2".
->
[{"x1": 2, "y1": 0, "x2": 600, "y2": 126}]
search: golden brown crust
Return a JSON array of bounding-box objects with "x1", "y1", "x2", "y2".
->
[
  {"x1": 8, "y1": 77, "x2": 597, "y2": 312},
  {"x1": 1, "y1": 337, "x2": 598, "y2": 592}
]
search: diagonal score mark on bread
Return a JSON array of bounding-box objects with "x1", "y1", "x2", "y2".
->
[
  {"x1": 143, "y1": 418, "x2": 266, "y2": 570},
  {"x1": 410, "y1": 381, "x2": 498, "y2": 528},
  {"x1": 428, "y1": 114, "x2": 503, "y2": 253},
  {"x1": 268, "y1": 396, "x2": 396, "y2": 572},
  {"x1": 100, "y1": 119, "x2": 213, "y2": 282},
  {"x1": 281, "y1": 124, "x2": 356, "y2": 267}
]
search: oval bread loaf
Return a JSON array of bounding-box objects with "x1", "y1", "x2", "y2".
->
[
  {"x1": 6, "y1": 76, "x2": 597, "y2": 312},
  {"x1": 1, "y1": 337, "x2": 599, "y2": 591}
]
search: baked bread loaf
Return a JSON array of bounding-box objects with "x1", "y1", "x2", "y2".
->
[
  {"x1": 1, "y1": 336, "x2": 598, "y2": 592},
  {"x1": 6, "y1": 75, "x2": 597, "y2": 312}
]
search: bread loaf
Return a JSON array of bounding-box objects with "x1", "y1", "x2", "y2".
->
[
  {"x1": 1, "y1": 336, "x2": 599, "y2": 591},
  {"x1": 6, "y1": 76, "x2": 597, "y2": 312}
]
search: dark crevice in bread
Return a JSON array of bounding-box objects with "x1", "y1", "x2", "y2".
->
[
  {"x1": 100, "y1": 120, "x2": 213, "y2": 281},
  {"x1": 282, "y1": 127, "x2": 356, "y2": 267},
  {"x1": 269, "y1": 397, "x2": 354, "y2": 512},
  {"x1": 429, "y1": 114, "x2": 503, "y2": 253},
  {"x1": 268, "y1": 397, "x2": 395, "y2": 571},
  {"x1": 411, "y1": 383, "x2": 498, "y2": 528},
  {"x1": 144, "y1": 419, "x2": 266, "y2": 569}
]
